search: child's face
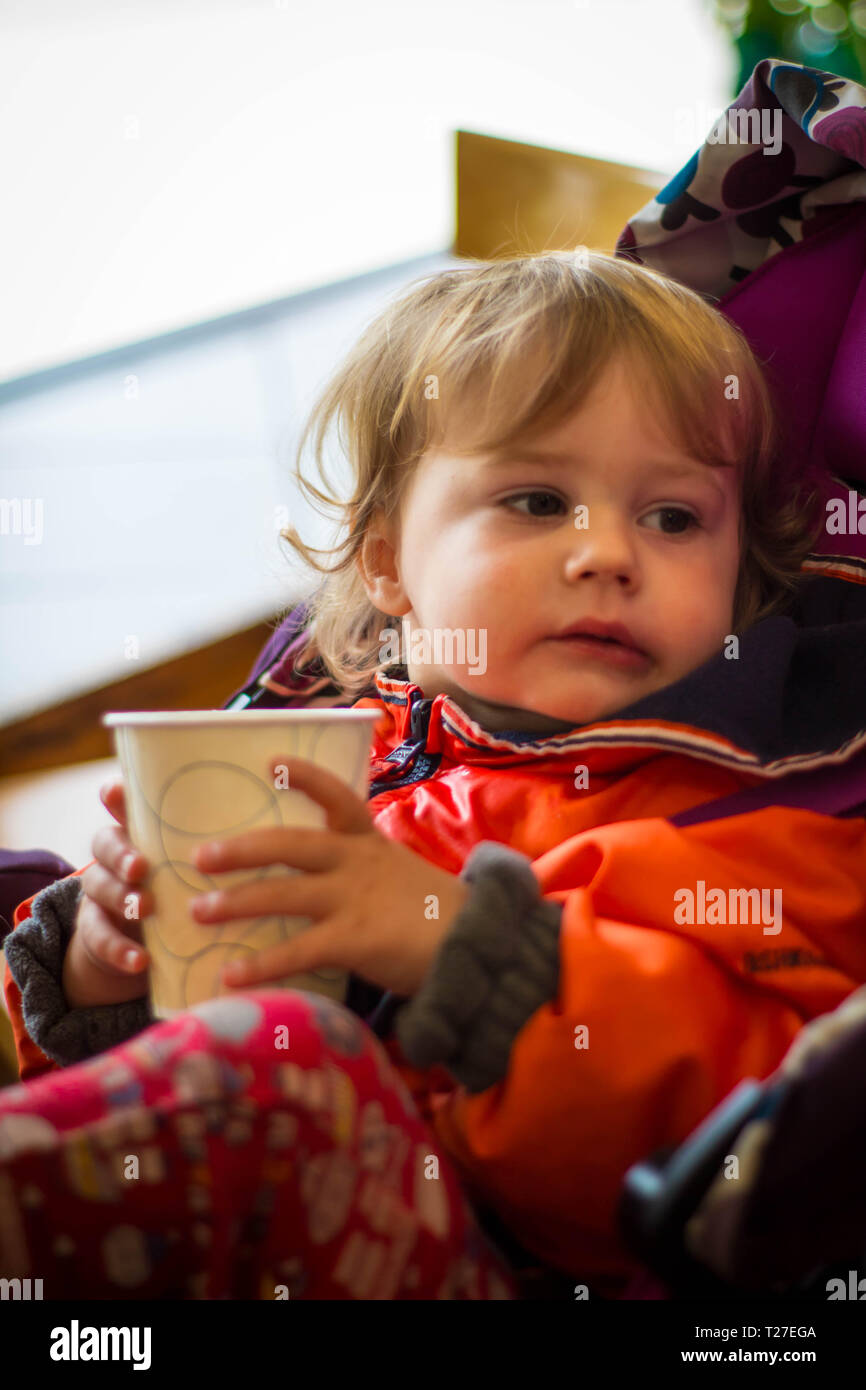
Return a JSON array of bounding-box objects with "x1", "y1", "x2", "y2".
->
[{"x1": 365, "y1": 356, "x2": 743, "y2": 733}]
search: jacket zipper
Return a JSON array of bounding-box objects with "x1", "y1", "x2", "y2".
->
[
  {"x1": 369, "y1": 749, "x2": 442, "y2": 799},
  {"x1": 368, "y1": 696, "x2": 441, "y2": 799},
  {"x1": 363, "y1": 694, "x2": 441, "y2": 1036}
]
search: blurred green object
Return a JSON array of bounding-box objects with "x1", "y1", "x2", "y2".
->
[{"x1": 710, "y1": 0, "x2": 866, "y2": 93}]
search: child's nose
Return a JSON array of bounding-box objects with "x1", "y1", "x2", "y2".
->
[{"x1": 562, "y1": 515, "x2": 640, "y2": 585}]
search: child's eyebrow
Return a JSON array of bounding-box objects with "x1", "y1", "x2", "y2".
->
[
  {"x1": 481, "y1": 449, "x2": 729, "y2": 497},
  {"x1": 481, "y1": 448, "x2": 574, "y2": 467}
]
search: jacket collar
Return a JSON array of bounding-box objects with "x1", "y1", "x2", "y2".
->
[{"x1": 368, "y1": 566, "x2": 866, "y2": 778}]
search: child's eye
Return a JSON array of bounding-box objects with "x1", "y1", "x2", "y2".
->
[
  {"x1": 501, "y1": 490, "x2": 567, "y2": 518},
  {"x1": 643, "y1": 507, "x2": 701, "y2": 535},
  {"x1": 501, "y1": 495, "x2": 701, "y2": 534}
]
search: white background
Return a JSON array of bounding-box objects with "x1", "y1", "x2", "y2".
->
[{"x1": 1, "y1": 0, "x2": 732, "y2": 383}]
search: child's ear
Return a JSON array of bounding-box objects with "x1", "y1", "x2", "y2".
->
[{"x1": 358, "y1": 512, "x2": 411, "y2": 616}]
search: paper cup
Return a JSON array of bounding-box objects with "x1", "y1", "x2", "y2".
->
[{"x1": 101, "y1": 708, "x2": 381, "y2": 1018}]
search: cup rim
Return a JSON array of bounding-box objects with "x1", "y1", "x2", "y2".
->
[{"x1": 102, "y1": 709, "x2": 382, "y2": 727}]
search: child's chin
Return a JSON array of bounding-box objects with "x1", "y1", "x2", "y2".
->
[{"x1": 528, "y1": 684, "x2": 653, "y2": 729}]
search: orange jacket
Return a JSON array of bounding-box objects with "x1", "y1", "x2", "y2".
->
[
  {"x1": 6, "y1": 591, "x2": 866, "y2": 1294},
  {"x1": 349, "y1": 663, "x2": 866, "y2": 1292}
]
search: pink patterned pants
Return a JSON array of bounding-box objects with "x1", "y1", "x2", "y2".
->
[{"x1": 0, "y1": 990, "x2": 520, "y2": 1299}]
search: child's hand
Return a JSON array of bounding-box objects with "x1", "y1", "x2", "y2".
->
[
  {"x1": 62, "y1": 781, "x2": 154, "y2": 1010},
  {"x1": 189, "y1": 756, "x2": 471, "y2": 997}
]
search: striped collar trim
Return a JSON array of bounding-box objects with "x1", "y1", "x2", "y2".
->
[
  {"x1": 370, "y1": 671, "x2": 866, "y2": 777},
  {"x1": 802, "y1": 554, "x2": 866, "y2": 585}
]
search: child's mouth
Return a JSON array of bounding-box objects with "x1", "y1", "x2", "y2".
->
[{"x1": 552, "y1": 633, "x2": 651, "y2": 670}]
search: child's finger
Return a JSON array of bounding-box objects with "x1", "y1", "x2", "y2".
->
[
  {"x1": 85, "y1": 861, "x2": 154, "y2": 929},
  {"x1": 78, "y1": 898, "x2": 150, "y2": 975},
  {"x1": 91, "y1": 823, "x2": 148, "y2": 885},
  {"x1": 270, "y1": 756, "x2": 371, "y2": 834},
  {"x1": 223, "y1": 921, "x2": 339, "y2": 989},
  {"x1": 99, "y1": 779, "x2": 128, "y2": 829}
]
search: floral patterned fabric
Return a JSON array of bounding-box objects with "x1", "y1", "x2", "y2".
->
[{"x1": 0, "y1": 989, "x2": 518, "y2": 1299}]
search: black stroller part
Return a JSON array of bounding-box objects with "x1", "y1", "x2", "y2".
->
[
  {"x1": 618, "y1": 1079, "x2": 783, "y2": 1299},
  {"x1": 618, "y1": 1075, "x2": 866, "y2": 1300}
]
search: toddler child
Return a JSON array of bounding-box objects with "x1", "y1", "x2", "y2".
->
[{"x1": 4, "y1": 250, "x2": 865, "y2": 1300}]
